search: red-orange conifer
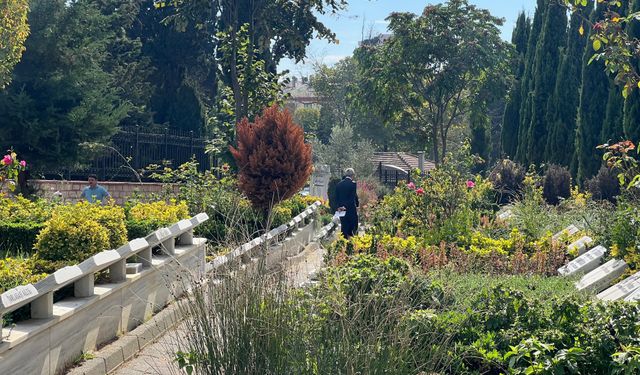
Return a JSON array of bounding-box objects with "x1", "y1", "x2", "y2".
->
[{"x1": 230, "y1": 105, "x2": 313, "y2": 211}]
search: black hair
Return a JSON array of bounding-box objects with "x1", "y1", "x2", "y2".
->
[{"x1": 88, "y1": 174, "x2": 98, "y2": 180}]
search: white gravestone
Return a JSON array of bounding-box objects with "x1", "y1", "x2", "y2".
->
[
  {"x1": 552, "y1": 224, "x2": 580, "y2": 242},
  {"x1": 497, "y1": 209, "x2": 513, "y2": 221},
  {"x1": 310, "y1": 164, "x2": 331, "y2": 200},
  {"x1": 598, "y1": 271, "x2": 640, "y2": 301},
  {"x1": 558, "y1": 245, "x2": 607, "y2": 276},
  {"x1": 624, "y1": 284, "x2": 640, "y2": 302},
  {"x1": 567, "y1": 236, "x2": 594, "y2": 256},
  {"x1": 53, "y1": 265, "x2": 83, "y2": 285},
  {"x1": 576, "y1": 259, "x2": 628, "y2": 292},
  {"x1": 1, "y1": 284, "x2": 38, "y2": 309}
]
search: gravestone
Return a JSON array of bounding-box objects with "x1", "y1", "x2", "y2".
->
[
  {"x1": 310, "y1": 164, "x2": 331, "y2": 200},
  {"x1": 92, "y1": 250, "x2": 121, "y2": 267},
  {"x1": 598, "y1": 271, "x2": 640, "y2": 301},
  {"x1": 576, "y1": 259, "x2": 628, "y2": 292},
  {"x1": 552, "y1": 224, "x2": 580, "y2": 242},
  {"x1": 558, "y1": 245, "x2": 607, "y2": 276},
  {"x1": 496, "y1": 208, "x2": 513, "y2": 221},
  {"x1": 567, "y1": 236, "x2": 594, "y2": 256}
]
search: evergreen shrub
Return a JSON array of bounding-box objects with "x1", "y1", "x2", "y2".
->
[
  {"x1": 587, "y1": 166, "x2": 620, "y2": 203},
  {"x1": 489, "y1": 160, "x2": 525, "y2": 204},
  {"x1": 542, "y1": 165, "x2": 572, "y2": 205}
]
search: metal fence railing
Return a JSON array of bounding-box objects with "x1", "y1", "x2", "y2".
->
[{"x1": 44, "y1": 126, "x2": 211, "y2": 181}]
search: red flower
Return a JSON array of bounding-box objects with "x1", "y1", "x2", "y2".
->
[{"x1": 416, "y1": 187, "x2": 425, "y2": 195}]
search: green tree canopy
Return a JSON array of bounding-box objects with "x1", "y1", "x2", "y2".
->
[
  {"x1": 0, "y1": 0, "x2": 29, "y2": 89},
  {"x1": 354, "y1": 0, "x2": 509, "y2": 165}
]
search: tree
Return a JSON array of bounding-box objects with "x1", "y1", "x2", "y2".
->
[
  {"x1": 355, "y1": 0, "x2": 509, "y2": 165},
  {"x1": 293, "y1": 107, "x2": 321, "y2": 139},
  {"x1": 623, "y1": 0, "x2": 640, "y2": 142},
  {"x1": 0, "y1": 0, "x2": 128, "y2": 169},
  {"x1": 0, "y1": 0, "x2": 29, "y2": 89},
  {"x1": 545, "y1": 2, "x2": 592, "y2": 166},
  {"x1": 502, "y1": 12, "x2": 530, "y2": 159},
  {"x1": 173, "y1": 0, "x2": 347, "y2": 124},
  {"x1": 470, "y1": 104, "x2": 491, "y2": 173},
  {"x1": 575, "y1": 3, "x2": 611, "y2": 182},
  {"x1": 312, "y1": 124, "x2": 375, "y2": 179},
  {"x1": 525, "y1": 0, "x2": 567, "y2": 165},
  {"x1": 230, "y1": 105, "x2": 312, "y2": 211},
  {"x1": 515, "y1": 0, "x2": 547, "y2": 165}
]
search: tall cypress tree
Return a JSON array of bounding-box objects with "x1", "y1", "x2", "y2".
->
[
  {"x1": 502, "y1": 13, "x2": 530, "y2": 159},
  {"x1": 602, "y1": 0, "x2": 629, "y2": 144},
  {"x1": 623, "y1": 0, "x2": 640, "y2": 143},
  {"x1": 545, "y1": 2, "x2": 592, "y2": 166},
  {"x1": 526, "y1": 0, "x2": 567, "y2": 165},
  {"x1": 515, "y1": 0, "x2": 547, "y2": 164},
  {"x1": 575, "y1": 3, "x2": 610, "y2": 183}
]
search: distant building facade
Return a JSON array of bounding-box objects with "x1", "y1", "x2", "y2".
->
[{"x1": 284, "y1": 77, "x2": 321, "y2": 113}]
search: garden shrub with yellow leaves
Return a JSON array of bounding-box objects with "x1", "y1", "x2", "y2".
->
[
  {"x1": 0, "y1": 196, "x2": 54, "y2": 255},
  {"x1": 34, "y1": 202, "x2": 126, "y2": 273},
  {"x1": 126, "y1": 199, "x2": 190, "y2": 239}
]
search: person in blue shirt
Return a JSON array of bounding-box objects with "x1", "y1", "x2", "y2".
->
[{"x1": 82, "y1": 174, "x2": 111, "y2": 203}]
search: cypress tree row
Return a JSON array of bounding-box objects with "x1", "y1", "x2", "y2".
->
[
  {"x1": 545, "y1": 2, "x2": 592, "y2": 166},
  {"x1": 575, "y1": 3, "x2": 610, "y2": 183},
  {"x1": 501, "y1": 13, "x2": 530, "y2": 159},
  {"x1": 526, "y1": 0, "x2": 567, "y2": 165},
  {"x1": 623, "y1": 0, "x2": 640, "y2": 143},
  {"x1": 601, "y1": 0, "x2": 629, "y2": 144},
  {"x1": 515, "y1": 0, "x2": 547, "y2": 165}
]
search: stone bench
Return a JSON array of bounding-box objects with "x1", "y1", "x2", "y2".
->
[
  {"x1": 598, "y1": 271, "x2": 640, "y2": 301},
  {"x1": 576, "y1": 259, "x2": 628, "y2": 293},
  {"x1": 558, "y1": 245, "x2": 607, "y2": 277}
]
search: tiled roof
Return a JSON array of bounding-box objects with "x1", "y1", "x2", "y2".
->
[{"x1": 372, "y1": 152, "x2": 436, "y2": 173}]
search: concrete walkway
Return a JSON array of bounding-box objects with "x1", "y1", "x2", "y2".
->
[{"x1": 111, "y1": 242, "x2": 326, "y2": 375}]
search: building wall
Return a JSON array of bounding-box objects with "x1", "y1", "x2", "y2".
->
[{"x1": 29, "y1": 179, "x2": 179, "y2": 204}]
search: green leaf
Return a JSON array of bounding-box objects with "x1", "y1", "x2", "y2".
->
[{"x1": 593, "y1": 39, "x2": 602, "y2": 51}]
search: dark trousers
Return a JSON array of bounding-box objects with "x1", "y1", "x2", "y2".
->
[{"x1": 340, "y1": 214, "x2": 358, "y2": 239}]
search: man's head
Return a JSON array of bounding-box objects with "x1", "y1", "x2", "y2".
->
[
  {"x1": 344, "y1": 168, "x2": 355, "y2": 179},
  {"x1": 88, "y1": 174, "x2": 98, "y2": 188}
]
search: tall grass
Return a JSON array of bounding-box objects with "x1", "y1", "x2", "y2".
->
[{"x1": 175, "y1": 258, "x2": 456, "y2": 374}]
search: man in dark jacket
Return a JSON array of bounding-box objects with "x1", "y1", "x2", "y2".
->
[{"x1": 335, "y1": 168, "x2": 359, "y2": 239}]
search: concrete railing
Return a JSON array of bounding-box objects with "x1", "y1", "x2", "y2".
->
[
  {"x1": 0, "y1": 213, "x2": 209, "y2": 375},
  {"x1": 0, "y1": 201, "x2": 333, "y2": 375},
  {"x1": 208, "y1": 202, "x2": 326, "y2": 273}
]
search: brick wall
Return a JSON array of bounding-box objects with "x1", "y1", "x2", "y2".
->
[{"x1": 30, "y1": 180, "x2": 179, "y2": 205}]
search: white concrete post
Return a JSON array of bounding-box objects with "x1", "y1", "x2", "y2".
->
[
  {"x1": 161, "y1": 237, "x2": 175, "y2": 256},
  {"x1": 109, "y1": 259, "x2": 127, "y2": 282},
  {"x1": 139, "y1": 246, "x2": 153, "y2": 268},
  {"x1": 74, "y1": 273, "x2": 95, "y2": 298},
  {"x1": 179, "y1": 229, "x2": 194, "y2": 246},
  {"x1": 31, "y1": 292, "x2": 53, "y2": 319}
]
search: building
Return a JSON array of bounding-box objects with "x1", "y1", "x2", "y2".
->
[
  {"x1": 358, "y1": 33, "x2": 392, "y2": 47},
  {"x1": 283, "y1": 77, "x2": 321, "y2": 113},
  {"x1": 372, "y1": 151, "x2": 436, "y2": 186}
]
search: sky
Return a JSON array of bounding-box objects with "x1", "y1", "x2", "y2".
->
[{"x1": 279, "y1": 0, "x2": 537, "y2": 76}]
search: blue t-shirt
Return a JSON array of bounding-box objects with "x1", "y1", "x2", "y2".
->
[{"x1": 82, "y1": 185, "x2": 110, "y2": 203}]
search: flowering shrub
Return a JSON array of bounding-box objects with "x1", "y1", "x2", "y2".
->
[{"x1": 0, "y1": 150, "x2": 26, "y2": 192}]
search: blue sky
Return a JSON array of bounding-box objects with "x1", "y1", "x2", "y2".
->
[{"x1": 279, "y1": 0, "x2": 537, "y2": 76}]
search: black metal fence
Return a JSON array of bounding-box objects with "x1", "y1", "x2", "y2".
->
[
  {"x1": 377, "y1": 162, "x2": 411, "y2": 187},
  {"x1": 44, "y1": 126, "x2": 211, "y2": 181}
]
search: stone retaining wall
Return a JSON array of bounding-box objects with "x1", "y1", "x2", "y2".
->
[{"x1": 29, "y1": 180, "x2": 179, "y2": 205}]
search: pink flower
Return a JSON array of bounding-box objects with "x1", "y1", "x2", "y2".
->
[
  {"x1": 416, "y1": 187, "x2": 425, "y2": 195},
  {"x1": 19, "y1": 160, "x2": 26, "y2": 168},
  {"x1": 407, "y1": 182, "x2": 416, "y2": 190},
  {"x1": 466, "y1": 180, "x2": 475, "y2": 189},
  {"x1": 1, "y1": 155, "x2": 12, "y2": 165}
]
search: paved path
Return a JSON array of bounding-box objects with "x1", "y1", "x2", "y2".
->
[{"x1": 112, "y1": 243, "x2": 326, "y2": 375}]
